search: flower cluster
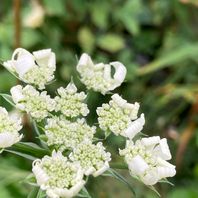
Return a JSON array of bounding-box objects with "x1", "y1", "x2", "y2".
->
[
  {"x1": 1, "y1": 48, "x2": 176, "y2": 197},
  {"x1": 119, "y1": 137, "x2": 176, "y2": 185},
  {"x1": 0, "y1": 107, "x2": 22, "y2": 148},
  {"x1": 77, "y1": 53, "x2": 126, "y2": 94},
  {"x1": 4, "y1": 48, "x2": 56, "y2": 89},
  {"x1": 45, "y1": 116, "x2": 96, "y2": 150},
  {"x1": 55, "y1": 82, "x2": 89, "y2": 118},
  {"x1": 69, "y1": 140, "x2": 111, "y2": 177},
  {"x1": 32, "y1": 150, "x2": 85, "y2": 198},
  {"x1": 11, "y1": 85, "x2": 55, "y2": 121},
  {"x1": 97, "y1": 94, "x2": 145, "y2": 139}
]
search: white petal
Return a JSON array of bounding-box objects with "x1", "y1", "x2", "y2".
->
[
  {"x1": 129, "y1": 155, "x2": 149, "y2": 176},
  {"x1": 46, "y1": 189, "x2": 59, "y2": 198},
  {"x1": 141, "y1": 169, "x2": 159, "y2": 185},
  {"x1": 84, "y1": 167, "x2": 95, "y2": 176},
  {"x1": 111, "y1": 94, "x2": 127, "y2": 107},
  {"x1": 77, "y1": 53, "x2": 94, "y2": 71},
  {"x1": 154, "y1": 138, "x2": 172, "y2": 160},
  {"x1": 32, "y1": 165, "x2": 49, "y2": 186},
  {"x1": 110, "y1": 61, "x2": 126, "y2": 86},
  {"x1": 0, "y1": 132, "x2": 21, "y2": 148},
  {"x1": 33, "y1": 49, "x2": 55, "y2": 68},
  {"x1": 141, "y1": 136, "x2": 160, "y2": 148},
  {"x1": 93, "y1": 162, "x2": 110, "y2": 177},
  {"x1": 12, "y1": 48, "x2": 35, "y2": 77},
  {"x1": 124, "y1": 114, "x2": 145, "y2": 139},
  {"x1": 66, "y1": 82, "x2": 77, "y2": 94},
  {"x1": 103, "y1": 64, "x2": 111, "y2": 80},
  {"x1": 69, "y1": 180, "x2": 85, "y2": 197},
  {"x1": 10, "y1": 85, "x2": 24, "y2": 103},
  {"x1": 157, "y1": 166, "x2": 176, "y2": 179}
]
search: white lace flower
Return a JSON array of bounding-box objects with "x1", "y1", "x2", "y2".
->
[
  {"x1": 3, "y1": 48, "x2": 56, "y2": 89},
  {"x1": 32, "y1": 150, "x2": 85, "y2": 198},
  {"x1": 77, "y1": 53, "x2": 126, "y2": 94},
  {"x1": 69, "y1": 140, "x2": 111, "y2": 177},
  {"x1": 55, "y1": 82, "x2": 89, "y2": 118},
  {"x1": 45, "y1": 116, "x2": 96, "y2": 150},
  {"x1": 119, "y1": 136, "x2": 176, "y2": 185},
  {"x1": 97, "y1": 94, "x2": 144, "y2": 139},
  {"x1": 10, "y1": 85, "x2": 55, "y2": 121},
  {"x1": 0, "y1": 107, "x2": 22, "y2": 149},
  {"x1": 24, "y1": 0, "x2": 45, "y2": 28}
]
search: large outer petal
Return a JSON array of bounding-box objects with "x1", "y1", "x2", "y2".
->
[
  {"x1": 123, "y1": 113, "x2": 145, "y2": 139},
  {"x1": 0, "y1": 132, "x2": 22, "y2": 148},
  {"x1": 10, "y1": 85, "x2": 24, "y2": 104},
  {"x1": 12, "y1": 48, "x2": 35, "y2": 77}
]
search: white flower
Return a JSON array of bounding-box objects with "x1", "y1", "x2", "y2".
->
[
  {"x1": 24, "y1": 0, "x2": 45, "y2": 28},
  {"x1": 55, "y1": 82, "x2": 89, "y2": 118},
  {"x1": 45, "y1": 116, "x2": 96, "y2": 150},
  {"x1": 97, "y1": 94, "x2": 144, "y2": 138},
  {"x1": 0, "y1": 107, "x2": 22, "y2": 149},
  {"x1": 3, "y1": 48, "x2": 56, "y2": 89},
  {"x1": 77, "y1": 53, "x2": 126, "y2": 94},
  {"x1": 119, "y1": 136, "x2": 176, "y2": 185},
  {"x1": 32, "y1": 150, "x2": 85, "y2": 198},
  {"x1": 10, "y1": 85, "x2": 56, "y2": 121},
  {"x1": 69, "y1": 140, "x2": 111, "y2": 177}
]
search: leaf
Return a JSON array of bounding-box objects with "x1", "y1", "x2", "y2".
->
[
  {"x1": 0, "y1": 94, "x2": 15, "y2": 106},
  {"x1": 4, "y1": 149, "x2": 37, "y2": 161},
  {"x1": 97, "y1": 34, "x2": 125, "y2": 53},
  {"x1": 103, "y1": 168, "x2": 136, "y2": 196},
  {"x1": 12, "y1": 142, "x2": 49, "y2": 157},
  {"x1": 148, "y1": 185, "x2": 161, "y2": 197},
  {"x1": 78, "y1": 187, "x2": 92, "y2": 198},
  {"x1": 28, "y1": 187, "x2": 45, "y2": 198},
  {"x1": 138, "y1": 43, "x2": 198, "y2": 75}
]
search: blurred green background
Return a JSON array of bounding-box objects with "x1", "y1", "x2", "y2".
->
[{"x1": 0, "y1": 0, "x2": 198, "y2": 197}]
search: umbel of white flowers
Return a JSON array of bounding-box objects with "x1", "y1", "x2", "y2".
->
[
  {"x1": 97, "y1": 94, "x2": 145, "y2": 139},
  {"x1": 32, "y1": 150, "x2": 85, "y2": 198},
  {"x1": 77, "y1": 53, "x2": 127, "y2": 94},
  {"x1": 1, "y1": 48, "x2": 176, "y2": 198},
  {"x1": 119, "y1": 136, "x2": 176, "y2": 185},
  {"x1": 45, "y1": 116, "x2": 96, "y2": 151},
  {"x1": 0, "y1": 107, "x2": 22, "y2": 149},
  {"x1": 3, "y1": 48, "x2": 56, "y2": 89},
  {"x1": 11, "y1": 85, "x2": 56, "y2": 121},
  {"x1": 55, "y1": 82, "x2": 89, "y2": 118},
  {"x1": 69, "y1": 140, "x2": 111, "y2": 177}
]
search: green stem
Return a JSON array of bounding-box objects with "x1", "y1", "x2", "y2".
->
[{"x1": 110, "y1": 163, "x2": 128, "y2": 169}]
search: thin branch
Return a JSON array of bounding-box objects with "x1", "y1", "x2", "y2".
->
[{"x1": 14, "y1": 0, "x2": 21, "y2": 48}]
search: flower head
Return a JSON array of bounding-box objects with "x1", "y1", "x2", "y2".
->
[
  {"x1": 32, "y1": 150, "x2": 85, "y2": 198},
  {"x1": 11, "y1": 85, "x2": 55, "y2": 121},
  {"x1": 45, "y1": 116, "x2": 96, "y2": 150},
  {"x1": 97, "y1": 94, "x2": 144, "y2": 139},
  {"x1": 55, "y1": 82, "x2": 89, "y2": 118},
  {"x1": 0, "y1": 107, "x2": 22, "y2": 148},
  {"x1": 77, "y1": 53, "x2": 126, "y2": 94},
  {"x1": 4, "y1": 48, "x2": 56, "y2": 89},
  {"x1": 69, "y1": 140, "x2": 111, "y2": 177},
  {"x1": 119, "y1": 136, "x2": 176, "y2": 185}
]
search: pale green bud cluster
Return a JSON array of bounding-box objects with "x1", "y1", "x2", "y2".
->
[
  {"x1": 0, "y1": 107, "x2": 22, "y2": 134},
  {"x1": 69, "y1": 141, "x2": 111, "y2": 176},
  {"x1": 97, "y1": 94, "x2": 139, "y2": 136},
  {"x1": 23, "y1": 65, "x2": 55, "y2": 90},
  {"x1": 45, "y1": 116, "x2": 96, "y2": 150},
  {"x1": 11, "y1": 85, "x2": 56, "y2": 121},
  {"x1": 55, "y1": 82, "x2": 89, "y2": 118}
]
